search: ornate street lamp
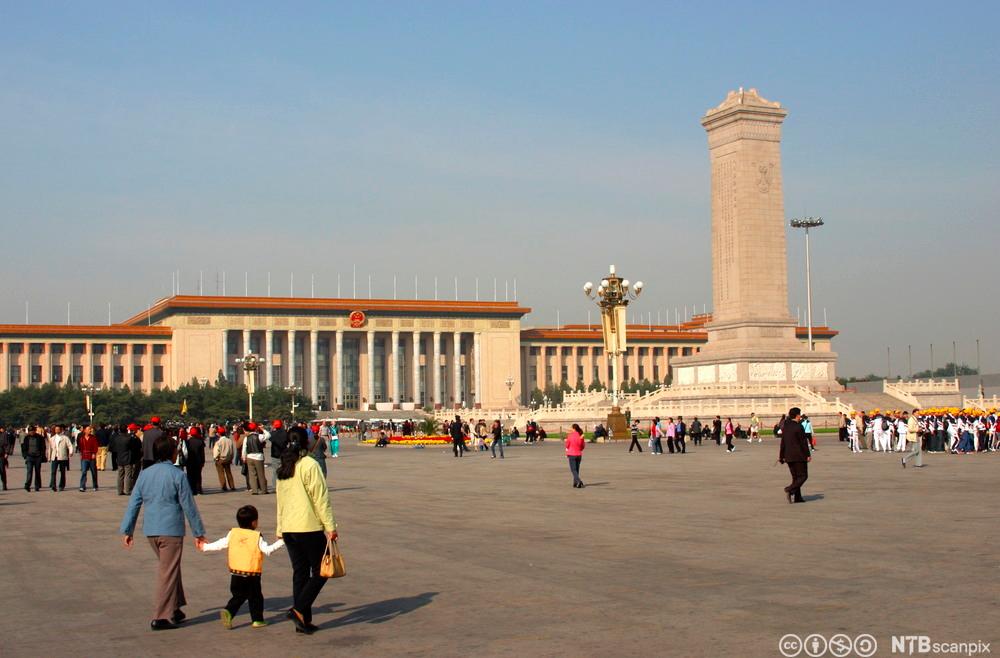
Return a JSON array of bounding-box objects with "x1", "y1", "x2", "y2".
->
[
  {"x1": 789, "y1": 217, "x2": 824, "y2": 351},
  {"x1": 504, "y1": 375, "x2": 515, "y2": 407},
  {"x1": 235, "y1": 353, "x2": 261, "y2": 420},
  {"x1": 584, "y1": 264, "x2": 643, "y2": 439},
  {"x1": 81, "y1": 384, "x2": 97, "y2": 425},
  {"x1": 286, "y1": 384, "x2": 301, "y2": 420}
]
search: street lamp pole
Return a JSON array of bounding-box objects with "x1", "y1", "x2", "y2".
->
[
  {"x1": 504, "y1": 375, "x2": 514, "y2": 408},
  {"x1": 236, "y1": 353, "x2": 261, "y2": 420},
  {"x1": 584, "y1": 264, "x2": 644, "y2": 438},
  {"x1": 790, "y1": 217, "x2": 824, "y2": 351},
  {"x1": 81, "y1": 384, "x2": 96, "y2": 425},
  {"x1": 286, "y1": 385, "x2": 301, "y2": 420}
]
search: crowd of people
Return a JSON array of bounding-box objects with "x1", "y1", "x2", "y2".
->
[
  {"x1": 840, "y1": 408, "x2": 999, "y2": 457},
  {"x1": 0, "y1": 418, "x2": 343, "y2": 495}
]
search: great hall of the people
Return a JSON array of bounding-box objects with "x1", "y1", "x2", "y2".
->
[{"x1": 0, "y1": 295, "x2": 835, "y2": 410}]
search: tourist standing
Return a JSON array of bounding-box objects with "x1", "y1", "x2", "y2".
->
[
  {"x1": 242, "y1": 423, "x2": 268, "y2": 495},
  {"x1": 21, "y1": 426, "x2": 47, "y2": 492},
  {"x1": 749, "y1": 413, "x2": 761, "y2": 443},
  {"x1": 185, "y1": 427, "x2": 206, "y2": 495},
  {"x1": 96, "y1": 424, "x2": 112, "y2": 471},
  {"x1": 142, "y1": 417, "x2": 164, "y2": 469},
  {"x1": 675, "y1": 416, "x2": 687, "y2": 454},
  {"x1": 779, "y1": 408, "x2": 811, "y2": 504},
  {"x1": 48, "y1": 425, "x2": 73, "y2": 492},
  {"x1": 213, "y1": 431, "x2": 236, "y2": 492},
  {"x1": 724, "y1": 418, "x2": 735, "y2": 453},
  {"x1": 565, "y1": 423, "x2": 585, "y2": 488},
  {"x1": 119, "y1": 435, "x2": 207, "y2": 631},
  {"x1": 449, "y1": 415, "x2": 466, "y2": 458},
  {"x1": 901, "y1": 410, "x2": 923, "y2": 468},
  {"x1": 690, "y1": 417, "x2": 702, "y2": 446},
  {"x1": 650, "y1": 417, "x2": 664, "y2": 454},
  {"x1": 109, "y1": 423, "x2": 142, "y2": 495},
  {"x1": 310, "y1": 430, "x2": 328, "y2": 479},
  {"x1": 78, "y1": 425, "x2": 99, "y2": 491},
  {"x1": 275, "y1": 427, "x2": 337, "y2": 634},
  {"x1": 269, "y1": 420, "x2": 288, "y2": 471},
  {"x1": 712, "y1": 416, "x2": 722, "y2": 446},
  {"x1": 329, "y1": 422, "x2": 340, "y2": 458}
]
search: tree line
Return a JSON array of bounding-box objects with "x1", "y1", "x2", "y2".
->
[{"x1": 0, "y1": 380, "x2": 314, "y2": 427}]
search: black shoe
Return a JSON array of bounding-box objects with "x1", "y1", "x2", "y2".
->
[
  {"x1": 150, "y1": 619, "x2": 178, "y2": 631},
  {"x1": 287, "y1": 609, "x2": 313, "y2": 634},
  {"x1": 172, "y1": 609, "x2": 186, "y2": 624}
]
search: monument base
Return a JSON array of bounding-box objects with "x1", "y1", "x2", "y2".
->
[{"x1": 607, "y1": 407, "x2": 628, "y2": 442}]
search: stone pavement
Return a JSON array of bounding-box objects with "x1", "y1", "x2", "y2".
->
[{"x1": 1, "y1": 437, "x2": 997, "y2": 657}]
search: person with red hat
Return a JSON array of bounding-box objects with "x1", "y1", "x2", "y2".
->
[
  {"x1": 185, "y1": 427, "x2": 207, "y2": 495},
  {"x1": 269, "y1": 420, "x2": 288, "y2": 472},
  {"x1": 142, "y1": 417, "x2": 164, "y2": 470},
  {"x1": 109, "y1": 423, "x2": 143, "y2": 495},
  {"x1": 242, "y1": 422, "x2": 268, "y2": 495}
]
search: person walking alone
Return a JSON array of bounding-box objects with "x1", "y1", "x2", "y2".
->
[
  {"x1": 185, "y1": 427, "x2": 206, "y2": 495},
  {"x1": 21, "y1": 426, "x2": 47, "y2": 492},
  {"x1": 48, "y1": 425, "x2": 73, "y2": 492},
  {"x1": 778, "y1": 407, "x2": 811, "y2": 504},
  {"x1": 275, "y1": 427, "x2": 337, "y2": 634},
  {"x1": 490, "y1": 419, "x2": 504, "y2": 459},
  {"x1": 565, "y1": 423, "x2": 586, "y2": 488},
  {"x1": 242, "y1": 423, "x2": 268, "y2": 495},
  {"x1": 628, "y1": 420, "x2": 644, "y2": 453},
  {"x1": 901, "y1": 410, "x2": 924, "y2": 468},
  {"x1": 78, "y1": 425, "x2": 99, "y2": 491}
]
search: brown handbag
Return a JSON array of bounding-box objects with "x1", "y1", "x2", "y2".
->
[{"x1": 319, "y1": 537, "x2": 346, "y2": 579}]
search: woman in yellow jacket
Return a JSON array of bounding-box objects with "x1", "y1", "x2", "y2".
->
[{"x1": 275, "y1": 426, "x2": 337, "y2": 634}]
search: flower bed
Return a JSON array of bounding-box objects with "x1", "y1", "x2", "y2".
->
[{"x1": 361, "y1": 435, "x2": 468, "y2": 446}]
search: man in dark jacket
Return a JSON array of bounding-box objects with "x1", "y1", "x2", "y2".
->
[
  {"x1": 109, "y1": 424, "x2": 141, "y2": 495},
  {"x1": 449, "y1": 415, "x2": 466, "y2": 458},
  {"x1": 712, "y1": 416, "x2": 722, "y2": 446},
  {"x1": 141, "y1": 417, "x2": 164, "y2": 469},
  {"x1": 779, "y1": 407, "x2": 812, "y2": 504},
  {"x1": 675, "y1": 416, "x2": 687, "y2": 454},
  {"x1": 21, "y1": 426, "x2": 47, "y2": 492},
  {"x1": 268, "y1": 420, "x2": 288, "y2": 471}
]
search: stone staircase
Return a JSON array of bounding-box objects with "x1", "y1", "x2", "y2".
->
[{"x1": 832, "y1": 392, "x2": 910, "y2": 413}]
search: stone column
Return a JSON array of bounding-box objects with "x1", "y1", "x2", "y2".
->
[
  {"x1": 86, "y1": 343, "x2": 95, "y2": 386},
  {"x1": 335, "y1": 330, "x2": 344, "y2": 409},
  {"x1": 473, "y1": 332, "x2": 482, "y2": 408},
  {"x1": 287, "y1": 330, "x2": 296, "y2": 388},
  {"x1": 366, "y1": 330, "x2": 375, "y2": 409},
  {"x1": 41, "y1": 343, "x2": 52, "y2": 386},
  {"x1": 432, "y1": 331, "x2": 441, "y2": 408},
  {"x1": 411, "y1": 331, "x2": 421, "y2": 405},
  {"x1": 0, "y1": 342, "x2": 7, "y2": 391},
  {"x1": 265, "y1": 329, "x2": 274, "y2": 387},
  {"x1": 102, "y1": 343, "x2": 113, "y2": 389},
  {"x1": 390, "y1": 330, "x2": 400, "y2": 408},
  {"x1": 309, "y1": 330, "x2": 319, "y2": 403},
  {"x1": 452, "y1": 332, "x2": 461, "y2": 408},
  {"x1": 221, "y1": 330, "x2": 229, "y2": 383}
]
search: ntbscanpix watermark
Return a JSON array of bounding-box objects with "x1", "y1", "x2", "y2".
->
[{"x1": 778, "y1": 633, "x2": 991, "y2": 657}]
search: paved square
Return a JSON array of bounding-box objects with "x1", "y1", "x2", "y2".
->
[{"x1": 1, "y1": 437, "x2": 996, "y2": 657}]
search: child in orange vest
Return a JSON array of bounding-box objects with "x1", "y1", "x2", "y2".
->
[{"x1": 201, "y1": 505, "x2": 284, "y2": 629}]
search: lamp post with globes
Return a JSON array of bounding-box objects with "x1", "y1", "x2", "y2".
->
[
  {"x1": 504, "y1": 375, "x2": 515, "y2": 408},
  {"x1": 789, "y1": 217, "x2": 824, "y2": 351},
  {"x1": 286, "y1": 384, "x2": 301, "y2": 420},
  {"x1": 235, "y1": 353, "x2": 261, "y2": 420},
  {"x1": 584, "y1": 264, "x2": 643, "y2": 439},
  {"x1": 81, "y1": 384, "x2": 97, "y2": 425}
]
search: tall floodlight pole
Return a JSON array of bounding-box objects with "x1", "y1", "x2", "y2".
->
[
  {"x1": 236, "y1": 353, "x2": 261, "y2": 420},
  {"x1": 584, "y1": 265, "x2": 643, "y2": 438},
  {"x1": 286, "y1": 385, "x2": 301, "y2": 420},
  {"x1": 789, "y1": 217, "x2": 824, "y2": 350},
  {"x1": 81, "y1": 384, "x2": 97, "y2": 425}
]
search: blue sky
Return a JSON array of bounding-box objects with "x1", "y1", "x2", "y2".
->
[{"x1": 1, "y1": 1, "x2": 998, "y2": 376}]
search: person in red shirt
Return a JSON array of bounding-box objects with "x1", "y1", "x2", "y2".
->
[
  {"x1": 78, "y1": 425, "x2": 100, "y2": 492},
  {"x1": 564, "y1": 424, "x2": 586, "y2": 489}
]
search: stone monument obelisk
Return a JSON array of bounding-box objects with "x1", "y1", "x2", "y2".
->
[{"x1": 672, "y1": 88, "x2": 838, "y2": 389}]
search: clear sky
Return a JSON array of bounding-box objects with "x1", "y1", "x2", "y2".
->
[{"x1": 1, "y1": 1, "x2": 997, "y2": 377}]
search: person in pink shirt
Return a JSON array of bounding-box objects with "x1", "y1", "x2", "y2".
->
[{"x1": 564, "y1": 424, "x2": 586, "y2": 488}]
